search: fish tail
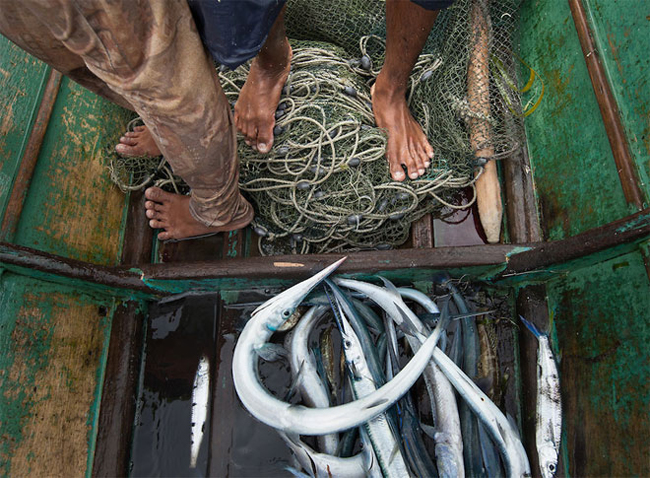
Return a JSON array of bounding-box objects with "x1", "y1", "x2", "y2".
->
[{"x1": 519, "y1": 315, "x2": 544, "y2": 338}]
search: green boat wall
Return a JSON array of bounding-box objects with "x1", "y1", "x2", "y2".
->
[{"x1": 0, "y1": 0, "x2": 648, "y2": 475}]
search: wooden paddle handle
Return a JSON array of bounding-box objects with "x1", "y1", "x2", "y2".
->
[{"x1": 467, "y1": 0, "x2": 502, "y2": 243}]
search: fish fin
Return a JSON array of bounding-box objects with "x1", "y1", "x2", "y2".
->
[
  {"x1": 519, "y1": 315, "x2": 544, "y2": 338},
  {"x1": 254, "y1": 343, "x2": 289, "y2": 362},
  {"x1": 420, "y1": 422, "x2": 437, "y2": 440},
  {"x1": 284, "y1": 466, "x2": 311, "y2": 478},
  {"x1": 378, "y1": 276, "x2": 402, "y2": 300},
  {"x1": 506, "y1": 412, "x2": 522, "y2": 436},
  {"x1": 284, "y1": 360, "x2": 305, "y2": 402}
]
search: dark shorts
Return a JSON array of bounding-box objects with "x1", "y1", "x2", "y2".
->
[
  {"x1": 410, "y1": 0, "x2": 456, "y2": 10},
  {"x1": 188, "y1": 0, "x2": 455, "y2": 69},
  {"x1": 187, "y1": 0, "x2": 287, "y2": 69}
]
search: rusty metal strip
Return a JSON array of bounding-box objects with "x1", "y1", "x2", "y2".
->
[
  {"x1": 568, "y1": 0, "x2": 646, "y2": 210},
  {"x1": 0, "y1": 68, "x2": 63, "y2": 242}
]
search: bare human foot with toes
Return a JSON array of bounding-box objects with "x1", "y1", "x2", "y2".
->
[
  {"x1": 374, "y1": 0, "x2": 440, "y2": 182},
  {"x1": 372, "y1": 79, "x2": 433, "y2": 181},
  {"x1": 144, "y1": 187, "x2": 253, "y2": 241},
  {"x1": 234, "y1": 7, "x2": 292, "y2": 154},
  {"x1": 115, "y1": 125, "x2": 162, "y2": 157}
]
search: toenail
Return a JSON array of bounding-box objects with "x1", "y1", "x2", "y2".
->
[{"x1": 425, "y1": 161, "x2": 431, "y2": 168}]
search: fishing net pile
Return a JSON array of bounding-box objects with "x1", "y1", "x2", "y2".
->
[{"x1": 108, "y1": 0, "x2": 531, "y2": 253}]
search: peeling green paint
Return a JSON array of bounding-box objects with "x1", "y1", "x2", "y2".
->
[
  {"x1": 583, "y1": 0, "x2": 650, "y2": 202},
  {"x1": 0, "y1": 37, "x2": 48, "y2": 220},
  {"x1": 545, "y1": 250, "x2": 649, "y2": 476},
  {"x1": 0, "y1": 273, "x2": 116, "y2": 476},
  {"x1": 219, "y1": 289, "x2": 241, "y2": 305},
  {"x1": 518, "y1": 0, "x2": 632, "y2": 239}
]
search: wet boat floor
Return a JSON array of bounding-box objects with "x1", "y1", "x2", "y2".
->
[{"x1": 130, "y1": 281, "x2": 518, "y2": 478}]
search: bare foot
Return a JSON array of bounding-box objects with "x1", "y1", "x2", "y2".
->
[
  {"x1": 115, "y1": 125, "x2": 162, "y2": 157},
  {"x1": 234, "y1": 40, "x2": 292, "y2": 154},
  {"x1": 144, "y1": 187, "x2": 253, "y2": 241},
  {"x1": 371, "y1": 76, "x2": 434, "y2": 181}
]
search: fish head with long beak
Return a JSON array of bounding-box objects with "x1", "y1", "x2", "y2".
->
[{"x1": 250, "y1": 257, "x2": 347, "y2": 342}]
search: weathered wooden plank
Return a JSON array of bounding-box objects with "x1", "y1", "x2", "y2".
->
[
  {"x1": 91, "y1": 301, "x2": 145, "y2": 478},
  {"x1": 518, "y1": 0, "x2": 631, "y2": 239},
  {"x1": 0, "y1": 38, "x2": 48, "y2": 219},
  {"x1": 158, "y1": 233, "x2": 224, "y2": 263},
  {"x1": 501, "y1": 207, "x2": 649, "y2": 276},
  {"x1": 410, "y1": 214, "x2": 434, "y2": 248},
  {"x1": 582, "y1": 0, "x2": 650, "y2": 199},
  {"x1": 12, "y1": 77, "x2": 130, "y2": 265},
  {"x1": 568, "y1": 0, "x2": 646, "y2": 210},
  {"x1": 0, "y1": 274, "x2": 113, "y2": 477},
  {"x1": 1, "y1": 69, "x2": 62, "y2": 242},
  {"x1": 2, "y1": 208, "x2": 648, "y2": 293},
  {"x1": 119, "y1": 189, "x2": 154, "y2": 266},
  {"x1": 546, "y1": 250, "x2": 650, "y2": 476},
  {"x1": 516, "y1": 284, "x2": 552, "y2": 478}
]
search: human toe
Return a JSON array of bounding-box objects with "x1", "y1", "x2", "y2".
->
[
  {"x1": 119, "y1": 136, "x2": 138, "y2": 145},
  {"x1": 145, "y1": 186, "x2": 168, "y2": 203},
  {"x1": 115, "y1": 143, "x2": 138, "y2": 156},
  {"x1": 157, "y1": 231, "x2": 173, "y2": 241},
  {"x1": 149, "y1": 218, "x2": 166, "y2": 229}
]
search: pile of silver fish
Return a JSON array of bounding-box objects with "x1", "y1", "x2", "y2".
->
[{"x1": 231, "y1": 258, "x2": 562, "y2": 478}]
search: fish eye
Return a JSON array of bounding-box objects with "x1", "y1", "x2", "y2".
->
[
  {"x1": 548, "y1": 464, "x2": 556, "y2": 472},
  {"x1": 282, "y1": 310, "x2": 291, "y2": 318}
]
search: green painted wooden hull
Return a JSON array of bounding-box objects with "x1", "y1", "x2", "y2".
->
[{"x1": 0, "y1": 1, "x2": 648, "y2": 476}]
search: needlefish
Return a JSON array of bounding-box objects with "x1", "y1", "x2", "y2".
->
[
  {"x1": 327, "y1": 282, "x2": 410, "y2": 478},
  {"x1": 190, "y1": 354, "x2": 210, "y2": 469},
  {"x1": 335, "y1": 278, "x2": 465, "y2": 478},
  {"x1": 232, "y1": 257, "x2": 450, "y2": 436},
  {"x1": 520, "y1": 316, "x2": 562, "y2": 478}
]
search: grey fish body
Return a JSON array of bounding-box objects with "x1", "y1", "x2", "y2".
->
[
  {"x1": 433, "y1": 349, "x2": 531, "y2": 478},
  {"x1": 336, "y1": 279, "x2": 464, "y2": 478},
  {"x1": 190, "y1": 354, "x2": 210, "y2": 469},
  {"x1": 329, "y1": 285, "x2": 410, "y2": 478},
  {"x1": 398, "y1": 288, "x2": 465, "y2": 478},
  {"x1": 232, "y1": 258, "x2": 447, "y2": 435},
  {"x1": 535, "y1": 335, "x2": 562, "y2": 478},
  {"x1": 520, "y1": 317, "x2": 562, "y2": 478},
  {"x1": 289, "y1": 305, "x2": 339, "y2": 454},
  {"x1": 279, "y1": 431, "x2": 379, "y2": 478}
]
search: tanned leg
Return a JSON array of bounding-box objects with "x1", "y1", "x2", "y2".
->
[
  {"x1": 234, "y1": 6, "x2": 292, "y2": 154},
  {"x1": 373, "y1": 0, "x2": 439, "y2": 181}
]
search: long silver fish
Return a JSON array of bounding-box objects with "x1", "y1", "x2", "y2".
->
[
  {"x1": 288, "y1": 305, "x2": 339, "y2": 454},
  {"x1": 327, "y1": 283, "x2": 410, "y2": 478},
  {"x1": 232, "y1": 257, "x2": 449, "y2": 436},
  {"x1": 190, "y1": 354, "x2": 210, "y2": 469},
  {"x1": 397, "y1": 287, "x2": 465, "y2": 478},
  {"x1": 520, "y1": 316, "x2": 562, "y2": 478},
  {"x1": 433, "y1": 349, "x2": 531, "y2": 478},
  {"x1": 278, "y1": 431, "x2": 380, "y2": 478},
  {"x1": 336, "y1": 279, "x2": 465, "y2": 478}
]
